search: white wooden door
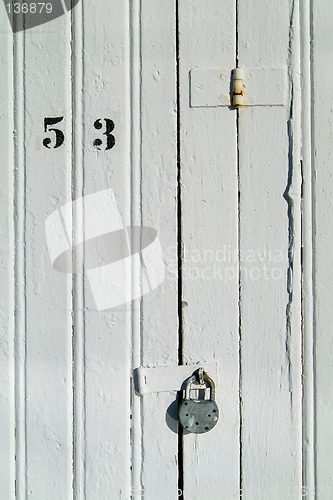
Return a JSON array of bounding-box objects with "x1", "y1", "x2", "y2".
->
[{"x1": 0, "y1": 0, "x2": 331, "y2": 499}]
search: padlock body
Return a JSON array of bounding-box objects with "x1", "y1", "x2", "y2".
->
[{"x1": 179, "y1": 399, "x2": 219, "y2": 434}]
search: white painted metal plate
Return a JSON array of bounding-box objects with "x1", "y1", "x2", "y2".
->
[{"x1": 190, "y1": 67, "x2": 288, "y2": 107}]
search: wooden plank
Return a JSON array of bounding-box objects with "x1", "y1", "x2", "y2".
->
[
  {"x1": 71, "y1": 2, "x2": 85, "y2": 497},
  {"x1": 178, "y1": 0, "x2": 239, "y2": 497},
  {"x1": 140, "y1": 0, "x2": 179, "y2": 497},
  {"x1": 80, "y1": 0, "x2": 132, "y2": 498},
  {"x1": 0, "y1": 8, "x2": 15, "y2": 499},
  {"x1": 238, "y1": 0, "x2": 302, "y2": 497},
  {"x1": 22, "y1": 11, "x2": 73, "y2": 500},
  {"x1": 13, "y1": 27, "x2": 27, "y2": 500},
  {"x1": 312, "y1": 1, "x2": 333, "y2": 497},
  {"x1": 300, "y1": 0, "x2": 315, "y2": 494}
]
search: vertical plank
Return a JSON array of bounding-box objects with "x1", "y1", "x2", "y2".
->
[
  {"x1": 238, "y1": 0, "x2": 302, "y2": 497},
  {"x1": 23, "y1": 11, "x2": 73, "y2": 500},
  {"x1": 81, "y1": 1, "x2": 132, "y2": 497},
  {"x1": 300, "y1": 0, "x2": 315, "y2": 494},
  {"x1": 71, "y1": 1, "x2": 85, "y2": 496},
  {"x1": 178, "y1": 0, "x2": 239, "y2": 497},
  {"x1": 130, "y1": 1, "x2": 142, "y2": 497},
  {"x1": 140, "y1": 0, "x2": 179, "y2": 497},
  {"x1": 312, "y1": 1, "x2": 333, "y2": 497},
  {"x1": 13, "y1": 25, "x2": 27, "y2": 500},
  {"x1": 0, "y1": 8, "x2": 15, "y2": 499}
]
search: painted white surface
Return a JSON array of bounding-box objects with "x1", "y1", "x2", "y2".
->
[
  {"x1": 78, "y1": 1, "x2": 132, "y2": 498},
  {"x1": 237, "y1": 0, "x2": 302, "y2": 497},
  {"x1": 0, "y1": 0, "x2": 331, "y2": 498}
]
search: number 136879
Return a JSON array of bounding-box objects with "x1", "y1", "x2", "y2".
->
[{"x1": 6, "y1": 3, "x2": 53, "y2": 14}]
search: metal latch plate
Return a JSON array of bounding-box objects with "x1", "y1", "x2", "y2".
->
[{"x1": 133, "y1": 362, "x2": 218, "y2": 395}]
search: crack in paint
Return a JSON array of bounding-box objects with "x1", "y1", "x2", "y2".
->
[{"x1": 283, "y1": 0, "x2": 297, "y2": 413}]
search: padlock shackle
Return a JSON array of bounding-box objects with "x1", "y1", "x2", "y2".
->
[
  {"x1": 184, "y1": 372, "x2": 216, "y2": 401},
  {"x1": 184, "y1": 375, "x2": 197, "y2": 400},
  {"x1": 204, "y1": 373, "x2": 216, "y2": 401}
]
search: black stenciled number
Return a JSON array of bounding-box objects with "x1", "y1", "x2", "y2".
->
[
  {"x1": 42, "y1": 116, "x2": 115, "y2": 151},
  {"x1": 93, "y1": 119, "x2": 115, "y2": 150},
  {"x1": 43, "y1": 117, "x2": 65, "y2": 149}
]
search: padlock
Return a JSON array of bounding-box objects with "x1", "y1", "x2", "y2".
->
[{"x1": 179, "y1": 372, "x2": 219, "y2": 434}]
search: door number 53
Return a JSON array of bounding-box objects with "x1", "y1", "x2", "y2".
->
[{"x1": 43, "y1": 116, "x2": 116, "y2": 151}]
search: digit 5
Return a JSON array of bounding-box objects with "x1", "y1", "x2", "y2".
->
[{"x1": 43, "y1": 117, "x2": 65, "y2": 149}]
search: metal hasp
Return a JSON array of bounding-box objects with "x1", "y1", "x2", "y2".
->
[{"x1": 179, "y1": 369, "x2": 219, "y2": 434}]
